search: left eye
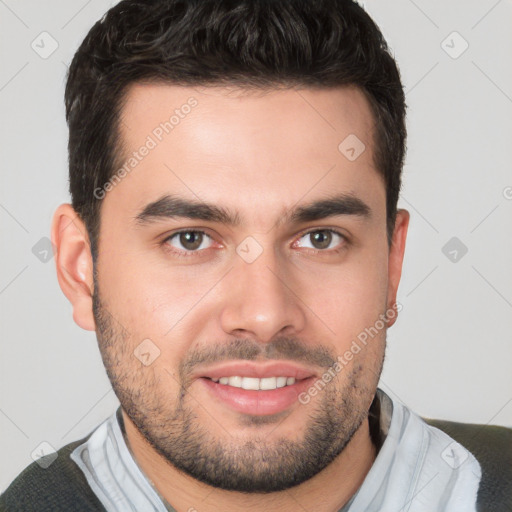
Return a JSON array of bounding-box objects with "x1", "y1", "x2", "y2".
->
[
  {"x1": 296, "y1": 230, "x2": 345, "y2": 250},
  {"x1": 166, "y1": 231, "x2": 213, "y2": 251}
]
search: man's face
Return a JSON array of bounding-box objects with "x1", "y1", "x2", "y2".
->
[{"x1": 92, "y1": 84, "x2": 404, "y2": 492}]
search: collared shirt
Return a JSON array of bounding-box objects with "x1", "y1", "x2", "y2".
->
[{"x1": 70, "y1": 389, "x2": 482, "y2": 511}]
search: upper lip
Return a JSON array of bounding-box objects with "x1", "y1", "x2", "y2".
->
[{"x1": 193, "y1": 361, "x2": 318, "y2": 381}]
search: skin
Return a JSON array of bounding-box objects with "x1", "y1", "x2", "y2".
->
[{"x1": 52, "y1": 84, "x2": 409, "y2": 512}]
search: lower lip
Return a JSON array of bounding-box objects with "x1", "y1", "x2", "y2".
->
[{"x1": 199, "y1": 377, "x2": 315, "y2": 416}]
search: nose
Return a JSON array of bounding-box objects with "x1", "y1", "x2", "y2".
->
[{"x1": 219, "y1": 247, "x2": 307, "y2": 343}]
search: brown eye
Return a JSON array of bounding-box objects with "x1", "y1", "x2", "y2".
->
[
  {"x1": 296, "y1": 229, "x2": 345, "y2": 251},
  {"x1": 167, "y1": 231, "x2": 212, "y2": 252},
  {"x1": 310, "y1": 231, "x2": 332, "y2": 249}
]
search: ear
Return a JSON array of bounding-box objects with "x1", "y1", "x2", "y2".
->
[
  {"x1": 51, "y1": 204, "x2": 96, "y2": 331},
  {"x1": 386, "y1": 208, "x2": 409, "y2": 327}
]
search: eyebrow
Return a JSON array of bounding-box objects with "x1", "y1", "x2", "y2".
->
[{"x1": 134, "y1": 193, "x2": 371, "y2": 227}]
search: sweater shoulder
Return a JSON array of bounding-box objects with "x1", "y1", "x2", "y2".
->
[
  {"x1": 424, "y1": 417, "x2": 512, "y2": 512},
  {"x1": 0, "y1": 435, "x2": 106, "y2": 512}
]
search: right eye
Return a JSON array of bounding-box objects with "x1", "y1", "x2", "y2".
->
[{"x1": 164, "y1": 230, "x2": 214, "y2": 254}]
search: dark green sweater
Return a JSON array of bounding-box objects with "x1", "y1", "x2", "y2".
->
[{"x1": 0, "y1": 434, "x2": 106, "y2": 512}]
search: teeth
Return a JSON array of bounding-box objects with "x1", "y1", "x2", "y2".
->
[
  {"x1": 227, "y1": 376, "x2": 242, "y2": 387},
  {"x1": 211, "y1": 376, "x2": 297, "y2": 390},
  {"x1": 242, "y1": 377, "x2": 260, "y2": 390},
  {"x1": 276, "y1": 376, "x2": 287, "y2": 388},
  {"x1": 259, "y1": 377, "x2": 276, "y2": 390}
]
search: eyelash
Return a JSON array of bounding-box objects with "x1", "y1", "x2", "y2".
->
[{"x1": 161, "y1": 228, "x2": 349, "y2": 258}]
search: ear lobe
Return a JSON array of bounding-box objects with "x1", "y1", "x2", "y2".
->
[
  {"x1": 386, "y1": 208, "x2": 409, "y2": 328},
  {"x1": 51, "y1": 204, "x2": 96, "y2": 331}
]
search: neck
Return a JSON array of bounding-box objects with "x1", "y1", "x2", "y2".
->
[{"x1": 122, "y1": 412, "x2": 376, "y2": 512}]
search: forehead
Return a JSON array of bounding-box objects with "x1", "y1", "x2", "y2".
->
[
  {"x1": 108, "y1": 83, "x2": 384, "y2": 226},
  {"x1": 120, "y1": 83, "x2": 376, "y2": 151}
]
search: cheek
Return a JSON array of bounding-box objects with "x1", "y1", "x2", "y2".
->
[
  {"x1": 288, "y1": 271, "x2": 386, "y2": 393},
  {"x1": 301, "y1": 247, "x2": 389, "y2": 336},
  {"x1": 95, "y1": 248, "x2": 169, "y2": 341},
  {"x1": 95, "y1": 248, "x2": 218, "y2": 361}
]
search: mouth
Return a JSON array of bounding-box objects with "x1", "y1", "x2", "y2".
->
[{"x1": 194, "y1": 361, "x2": 318, "y2": 416}]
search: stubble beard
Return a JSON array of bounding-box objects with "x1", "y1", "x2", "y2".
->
[{"x1": 92, "y1": 284, "x2": 384, "y2": 493}]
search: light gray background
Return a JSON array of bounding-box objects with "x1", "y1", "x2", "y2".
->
[{"x1": 1, "y1": 0, "x2": 511, "y2": 492}]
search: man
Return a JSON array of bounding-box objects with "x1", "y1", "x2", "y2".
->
[{"x1": 1, "y1": 0, "x2": 510, "y2": 511}]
